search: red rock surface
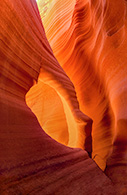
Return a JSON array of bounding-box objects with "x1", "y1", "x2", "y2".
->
[{"x1": 0, "y1": 0, "x2": 127, "y2": 194}]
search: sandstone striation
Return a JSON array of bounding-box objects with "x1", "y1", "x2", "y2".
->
[
  {"x1": 0, "y1": 0, "x2": 127, "y2": 194},
  {"x1": 38, "y1": 0, "x2": 127, "y2": 176}
]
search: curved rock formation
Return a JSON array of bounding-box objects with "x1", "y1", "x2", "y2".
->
[
  {"x1": 38, "y1": 0, "x2": 127, "y2": 171},
  {"x1": 0, "y1": 0, "x2": 127, "y2": 194}
]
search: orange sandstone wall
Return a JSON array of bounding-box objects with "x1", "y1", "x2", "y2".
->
[
  {"x1": 1, "y1": 0, "x2": 113, "y2": 194},
  {"x1": 35, "y1": 0, "x2": 127, "y2": 172},
  {"x1": 0, "y1": 0, "x2": 127, "y2": 194}
]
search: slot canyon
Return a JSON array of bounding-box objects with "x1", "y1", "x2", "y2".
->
[{"x1": 0, "y1": 0, "x2": 127, "y2": 194}]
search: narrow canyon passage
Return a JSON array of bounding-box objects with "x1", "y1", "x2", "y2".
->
[{"x1": 0, "y1": 0, "x2": 127, "y2": 194}]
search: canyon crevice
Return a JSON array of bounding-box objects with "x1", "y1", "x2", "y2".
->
[{"x1": 0, "y1": 0, "x2": 127, "y2": 194}]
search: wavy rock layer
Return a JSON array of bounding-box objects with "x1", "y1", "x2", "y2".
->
[
  {"x1": 0, "y1": 0, "x2": 117, "y2": 194},
  {"x1": 36, "y1": 0, "x2": 127, "y2": 190}
]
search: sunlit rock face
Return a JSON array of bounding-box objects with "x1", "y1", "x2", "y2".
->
[
  {"x1": 36, "y1": 0, "x2": 127, "y2": 171},
  {"x1": 0, "y1": 0, "x2": 127, "y2": 194},
  {"x1": 0, "y1": 0, "x2": 116, "y2": 194}
]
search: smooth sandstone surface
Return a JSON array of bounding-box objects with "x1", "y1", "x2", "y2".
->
[{"x1": 0, "y1": 0, "x2": 127, "y2": 194}]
